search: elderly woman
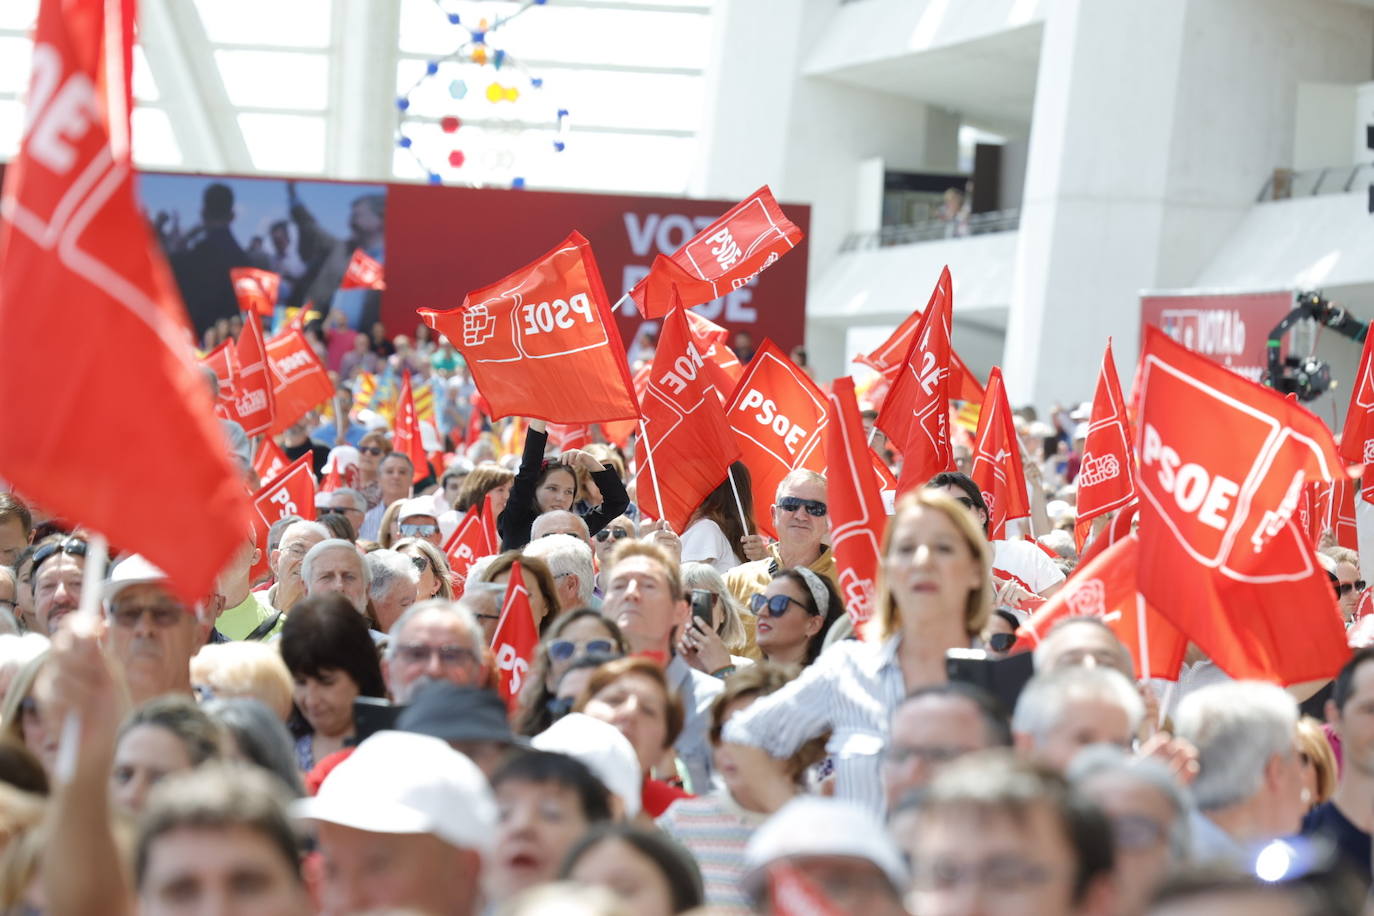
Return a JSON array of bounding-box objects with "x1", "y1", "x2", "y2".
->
[
  {"x1": 478, "y1": 551, "x2": 561, "y2": 637},
  {"x1": 279, "y1": 594, "x2": 388, "y2": 771},
  {"x1": 721, "y1": 490, "x2": 993, "y2": 815}
]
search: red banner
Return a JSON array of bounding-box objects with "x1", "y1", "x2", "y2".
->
[
  {"x1": 970, "y1": 368, "x2": 1030, "y2": 539},
  {"x1": 825, "y1": 377, "x2": 888, "y2": 632},
  {"x1": 443, "y1": 505, "x2": 488, "y2": 598},
  {"x1": 340, "y1": 248, "x2": 385, "y2": 290},
  {"x1": 491, "y1": 560, "x2": 539, "y2": 714},
  {"x1": 229, "y1": 267, "x2": 280, "y2": 317},
  {"x1": 1074, "y1": 339, "x2": 1136, "y2": 549},
  {"x1": 265, "y1": 327, "x2": 334, "y2": 434},
  {"x1": 1139, "y1": 290, "x2": 1292, "y2": 383},
  {"x1": 420, "y1": 231, "x2": 639, "y2": 424},
  {"x1": 253, "y1": 452, "x2": 317, "y2": 527}
]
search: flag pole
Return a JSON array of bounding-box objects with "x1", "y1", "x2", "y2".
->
[
  {"x1": 611, "y1": 292, "x2": 631, "y2": 314},
  {"x1": 638, "y1": 420, "x2": 668, "y2": 528},
  {"x1": 726, "y1": 464, "x2": 752, "y2": 536},
  {"x1": 54, "y1": 532, "x2": 108, "y2": 786}
]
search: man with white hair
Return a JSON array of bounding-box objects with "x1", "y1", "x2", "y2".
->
[
  {"x1": 365, "y1": 549, "x2": 420, "y2": 632},
  {"x1": 302, "y1": 539, "x2": 369, "y2": 615},
  {"x1": 383, "y1": 599, "x2": 489, "y2": 703},
  {"x1": 318, "y1": 487, "x2": 367, "y2": 538},
  {"x1": 530, "y1": 509, "x2": 591, "y2": 545},
  {"x1": 1174, "y1": 680, "x2": 1305, "y2": 864},
  {"x1": 254, "y1": 519, "x2": 329, "y2": 614},
  {"x1": 726, "y1": 469, "x2": 836, "y2": 606},
  {"x1": 1012, "y1": 666, "x2": 1144, "y2": 771},
  {"x1": 523, "y1": 533, "x2": 595, "y2": 613}
]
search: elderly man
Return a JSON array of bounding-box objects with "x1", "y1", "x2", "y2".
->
[
  {"x1": 884, "y1": 682, "x2": 1011, "y2": 808},
  {"x1": 318, "y1": 487, "x2": 367, "y2": 538},
  {"x1": 725, "y1": 470, "x2": 836, "y2": 607},
  {"x1": 396, "y1": 497, "x2": 443, "y2": 548},
  {"x1": 530, "y1": 510, "x2": 591, "y2": 545},
  {"x1": 1012, "y1": 666, "x2": 1144, "y2": 771},
  {"x1": 523, "y1": 533, "x2": 595, "y2": 613},
  {"x1": 30, "y1": 536, "x2": 90, "y2": 635},
  {"x1": 294, "y1": 731, "x2": 494, "y2": 916},
  {"x1": 1033, "y1": 616, "x2": 1135, "y2": 677},
  {"x1": 212, "y1": 529, "x2": 280, "y2": 640},
  {"x1": 1174, "y1": 680, "x2": 1305, "y2": 864},
  {"x1": 382, "y1": 599, "x2": 489, "y2": 703},
  {"x1": 602, "y1": 540, "x2": 722, "y2": 793},
  {"x1": 302, "y1": 539, "x2": 370, "y2": 616},
  {"x1": 366, "y1": 549, "x2": 420, "y2": 632},
  {"x1": 253, "y1": 519, "x2": 328, "y2": 614},
  {"x1": 103, "y1": 555, "x2": 211, "y2": 705}
]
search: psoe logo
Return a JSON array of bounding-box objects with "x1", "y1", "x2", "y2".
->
[
  {"x1": 838, "y1": 568, "x2": 873, "y2": 622},
  {"x1": 1078, "y1": 453, "x2": 1121, "y2": 488},
  {"x1": 495, "y1": 643, "x2": 528, "y2": 694},
  {"x1": 1363, "y1": 438, "x2": 1374, "y2": 464},
  {"x1": 463, "y1": 304, "x2": 498, "y2": 347},
  {"x1": 706, "y1": 227, "x2": 742, "y2": 272},
  {"x1": 1065, "y1": 578, "x2": 1106, "y2": 618}
]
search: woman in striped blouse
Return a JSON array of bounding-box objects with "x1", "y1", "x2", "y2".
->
[{"x1": 721, "y1": 489, "x2": 994, "y2": 815}]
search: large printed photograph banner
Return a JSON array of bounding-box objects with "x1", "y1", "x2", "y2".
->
[{"x1": 1139, "y1": 290, "x2": 1292, "y2": 384}]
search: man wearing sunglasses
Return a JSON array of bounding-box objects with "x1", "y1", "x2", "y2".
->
[
  {"x1": 396, "y1": 498, "x2": 443, "y2": 549},
  {"x1": 725, "y1": 470, "x2": 838, "y2": 610},
  {"x1": 383, "y1": 600, "x2": 489, "y2": 703},
  {"x1": 102, "y1": 554, "x2": 212, "y2": 705},
  {"x1": 1325, "y1": 550, "x2": 1364, "y2": 624},
  {"x1": 317, "y1": 488, "x2": 367, "y2": 538}
]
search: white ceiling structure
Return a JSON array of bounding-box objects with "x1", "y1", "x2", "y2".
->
[{"x1": 0, "y1": 0, "x2": 714, "y2": 193}]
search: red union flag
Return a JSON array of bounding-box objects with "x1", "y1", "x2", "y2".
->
[
  {"x1": 1074, "y1": 339, "x2": 1136, "y2": 549},
  {"x1": 340, "y1": 248, "x2": 385, "y2": 290},
  {"x1": 876, "y1": 267, "x2": 955, "y2": 494},
  {"x1": 420, "y1": 232, "x2": 639, "y2": 424},
  {"x1": 726, "y1": 340, "x2": 828, "y2": 538},
  {"x1": 1340, "y1": 328, "x2": 1374, "y2": 477},
  {"x1": 229, "y1": 267, "x2": 280, "y2": 316},
  {"x1": 393, "y1": 373, "x2": 428, "y2": 483},
  {"x1": 265, "y1": 327, "x2": 334, "y2": 434},
  {"x1": 635, "y1": 300, "x2": 742, "y2": 529},
  {"x1": 233, "y1": 315, "x2": 275, "y2": 436},
  {"x1": 1019, "y1": 533, "x2": 1187, "y2": 681},
  {"x1": 629, "y1": 186, "x2": 804, "y2": 318},
  {"x1": 491, "y1": 560, "x2": 539, "y2": 714},
  {"x1": 970, "y1": 368, "x2": 1030, "y2": 539},
  {"x1": 0, "y1": 0, "x2": 253, "y2": 601},
  {"x1": 1135, "y1": 325, "x2": 1350, "y2": 684},
  {"x1": 825, "y1": 377, "x2": 888, "y2": 632},
  {"x1": 253, "y1": 437, "x2": 289, "y2": 483}
]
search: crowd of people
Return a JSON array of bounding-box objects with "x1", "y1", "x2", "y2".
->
[{"x1": 0, "y1": 324, "x2": 1371, "y2": 916}]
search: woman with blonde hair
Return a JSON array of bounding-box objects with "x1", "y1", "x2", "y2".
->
[
  {"x1": 189, "y1": 641, "x2": 295, "y2": 721},
  {"x1": 394, "y1": 536, "x2": 454, "y2": 600},
  {"x1": 1295, "y1": 715, "x2": 1337, "y2": 811},
  {"x1": 676, "y1": 563, "x2": 752, "y2": 677},
  {"x1": 719, "y1": 489, "x2": 992, "y2": 813},
  {"x1": 0, "y1": 652, "x2": 54, "y2": 778}
]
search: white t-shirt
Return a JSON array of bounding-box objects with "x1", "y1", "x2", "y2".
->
[
  {"x1": 992, "y1": 539, "x2": 1066, "y2": 595},
  {"x1": 680, "y1": 518, "x2": 741, "y2": 574}
]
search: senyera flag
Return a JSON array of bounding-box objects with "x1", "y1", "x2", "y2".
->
[
  {"x1": 421, "y1": 231, "x2": 640, "y2": 424},
  {"x1": 1018, "y1": 533, "x2": 1186, "y2": 681},
  {"x1": 229, "y1": 267, "x2": 281, "y2": 317},
  {"x1": 0, "y1": 0, "x2": 252, "y2": 601},
  {"x1": 1074, "y1": 338, "x2": 1136, "y2": 549},
  {"x1": 491, "y1": 560, "x2": 539, "y2": 714},
  {"x1": 629, "y1": 186, "x2": 803, "y2": 318},
  {"x1": 1135, "y1": 325, "x2": 1351, "y2": 684},
  {"x1": 233, "y1": 314, "x2": 275, "y2": 436},
  {"x1": 393, "y1": 373, "x2": 429, "y2": 483},
  {"x1": 634, "y1": 298, "x2": 742, "y2": 529},
  {"x1": 725, "y1": 340, "x2": 829, "y2": 538},
  {"x1": 969, "y1": 367, "x2": 1030, "y2": 539},
  {"x1": 876, "y1": 266, "x2": 955, "y2": 494},
  {"x1": 340, "y1": 248, "x2": 385, "y2": 290},
  {"x1": 825, "y1": 377, "x2": 888, "y2": 633},
  {"x1": 265, "y1": 327, "x2": 334, "y2": 434}
]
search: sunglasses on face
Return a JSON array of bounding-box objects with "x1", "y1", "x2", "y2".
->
[
  {"x1": 988, "y1": 632, "x2": 1018, "y2": 653},
  {"x1": 1336, "y1": 581, "x2": 1367, "y2": 597},
  {"x1": 594, "y1": 528, "x2": 631, "y2": 543},
  {"x1": 548, "y1": 638, "x2": 616, "y2": 662},
  {"x1": 399, "y1": 523, "x2": 439, "y2": 537},
  {"x1": 359, "y1": 446, "x2": 385, "y2": 456},
  {"x1": 750, "y1": 593, "x2": 810, "y2": 617},
  {"x1": 318, "y1": 507, "x2": 354, "y2": 517},
  {"x1": 110, "y1": 603, "x2": 186, "y2": 629},
  {"x1": 776, "y1": 497, "x2": 827, "y2": 518}
]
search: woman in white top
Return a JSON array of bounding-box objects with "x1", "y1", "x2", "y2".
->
[
  {"x1": 721, "y1": 489, "x2": 993, "y2": 815},
  {"x1": 679, "y1": 462, "x2": 761, "y2": 575}
]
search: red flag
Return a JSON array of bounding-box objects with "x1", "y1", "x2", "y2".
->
[
  {"x1": 725, "y1": 340, "x2": 829, "y2": 538},
  {"x1": 1077, "y1": 502, "x2": 1138, "y2": 568},
  {"x1": 1074, "y1": 339, "x2": 1136, "y2": 549},
  {"x1": 253, "y1": 438, "x2": 290, "y2": 483},
  {"x1": 634, "y1": 300, "x2": 742, "y2": 529},
  {"x1": 420, "y1": 232, "x2": 639, "y2": 424},
  {"x1": 1340, "y1": 327, "x2": 1374, "y2": 472},
  {"x1": 547, "y1": 423, "x2": 594, "y2": 451},
  {"x1": 685, "y1": 310, "x2": 743, "y2": 399},
  {"x1": 1136, "y1": 325, "x2": 1350, "y2": 684},
  {"x1": 253, "y1": 452, "x2": 317, "y2": 526},
  {"x1": 443, "y1": 507, "x2": 487, "y2": 598},
  {"x1": 856, "y1": 274, "x2": 985, "y2": 405},
  {"x1": 628, "y1": 186, "x2": 803, "y2": 318},
  {"x1": 969, "y1": 368, "x2": 1030, "y2": 539},
  {"x1": 229, "y1": 267, "x2": 281, "y2": 317},
  {"x1": 265, "y1": 327, "x2": 334, "y2": 434},
  {"x1": 870, "y1": 447, "x2": 898, "y2": 492},
  {"x1": 340, "y1": 248, "x2": 385, "y2": 290},
  {"x1": 232, "y1": 315, "x2": 276, "y2": 436},
  {"x1": 393, "y1": 373, "x2": 428, "y2": 483},
  {"x1": 491, "y1": 560, "x2": 539, "y2": 713},
  {"x1": 767, "y1": 863, "x2": 846, "y2": 916},
  {"x1": 200, "y1": 340, "x2": 240, "y2": 418},
  {"x1": 1326, "y1": 478, "x2": 1359, "y2": 550},
  {"x1": 876, "y1": 267, "x2": 955, "y2": 494},
  {"x1": 1019, "y1": 533, "x2": 1187, "y2": 681},
  {"x1": 481, "y1": 492, "x2": 500, "y2": 555},
  {"x1": 0, "y1": 0, "x2": 252, "y2": 601},
  {"x1": 825, "y1": 377, "x2": 888, "y2": 632}
]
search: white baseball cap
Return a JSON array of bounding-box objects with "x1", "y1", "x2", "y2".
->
[
  {"x1": 532, "y1": 713, "x2": 642, "y2": 819},
  {"x1": 291, "y1": 730, "x2": 496, "y2": 852},
  {"x1": 398, "y1": 497, "x2": 438, "y2": 522},
  {"x1": 103, "y1": 554, "x2": 171, "y2": 604},
  {"x1": 744, "y1": 797, "x2": 908, "y2": 891}
]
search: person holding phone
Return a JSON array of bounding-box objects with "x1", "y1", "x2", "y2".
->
[{"x1": 675, "y1": 563, "x2": 753, "y2": 678}]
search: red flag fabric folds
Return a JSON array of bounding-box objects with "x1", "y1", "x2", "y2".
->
[
  {"x1": 856, "y1": 270, "x2": 984, "y2": 405},
  {"x1": 229, "y1": 267, "x2": 281, "y2": 317},
  {"x1": 443, "y1": 505, "x2": 489, "y2": 598},
  {"x1": 1074, "y1": 339, "x2": 1137, "y2": 549},
  {"x1": 393, "y1": 373, "x2": 428, "y2": 483},
  {"x1": 629, "y1": 186, "x2": 803, "y2": 318},
  {"x1": 1340, "y1": 327, "x2": 1374, "y2": 469},
  {"x1": 634, "y1": 301, "x2": 742, "y2": 529},
  {"x1": 685, "y1": 310, "x2": 743, "y2": 400},
  {"x1": 420, "y1": 232, "x2": 639, "y2": 424},
  {"x1": 340, "y1": 248, "x2": 385, "y2": 290},
  {"x1": 265, "y1": 328, "x2": 335, "y2": 434},
  {"x1": 725, "y1": 341, "x2": 829, "y2": 538},
  {"x1": 0, "y1": 0, "x2": 252, "y2": 601},
  {"x1": 233, "y1": 315, "x2": 275, "y2": 436},
  {"x1": 825, "y1": 377, "x2": 889, "y2": 633},
  {"x1": 253, "y1": 438, "x2": 289, "y2": 484},
  {"x1": 969, "y1": 368, "x2": 1030, "y2": 540},
  {"x1": 491, "y1": 560, "x2": 539, "y2": 714},
  {"x1": 1135, "y1": 325, "x2": 1350, "y2": 684}
]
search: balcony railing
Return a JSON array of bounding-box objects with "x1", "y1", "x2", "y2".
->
[
  {"x1": 1257, "y1": 165, "x2": 1374, "y2": 202},
  {"x1": 840, "y1": 208, "x2": 1021, "y2": 251}
]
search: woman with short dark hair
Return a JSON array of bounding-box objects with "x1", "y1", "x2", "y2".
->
[{"x1": 560, "y1": 823, "x2": 704, "y2": 916}]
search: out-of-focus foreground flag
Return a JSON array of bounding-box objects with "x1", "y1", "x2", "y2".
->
[{"x1": 0, "y1": 0, "x2": 251, "y2": 600}]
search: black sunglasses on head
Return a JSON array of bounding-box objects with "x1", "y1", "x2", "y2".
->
[
  {"x1": 30, "y1": 536, "x2": 88, "y2": 578},
  {"x1": 776, "y1": 497, "x2": 827, "y2": 517}
]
